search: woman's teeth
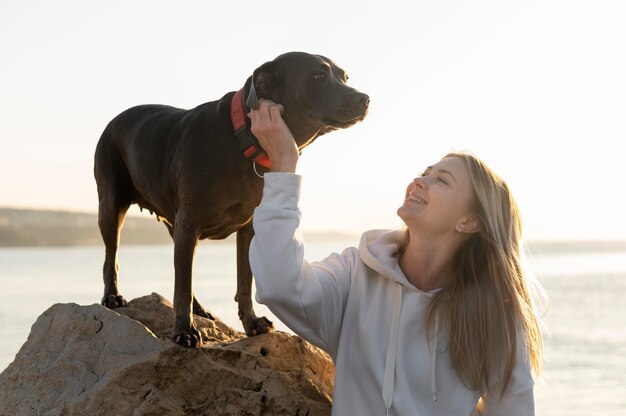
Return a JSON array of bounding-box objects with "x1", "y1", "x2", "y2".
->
[{"x1": 408, "y1": 195, "x2": 427, "y2": 204}]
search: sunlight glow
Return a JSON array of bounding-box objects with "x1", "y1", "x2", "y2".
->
[{"x1": 0, "y1": 0, "x2": 624, "y2": 241}]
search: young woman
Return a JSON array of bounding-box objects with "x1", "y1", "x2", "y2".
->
[{"x1": 248, "y1": 101, "x2": 543, "y2": 415}]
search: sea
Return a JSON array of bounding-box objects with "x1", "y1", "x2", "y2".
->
[{"x1": 1, "y1": 239, "x2": 625, "y2": 416}]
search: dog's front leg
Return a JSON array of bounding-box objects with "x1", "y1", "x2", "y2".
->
[
  {"x1": 236, "y1": 223, "x2": 273, "y2": 336},
  {"x1": 172, "y1": 223, "x2": 202, "y2": 347}
]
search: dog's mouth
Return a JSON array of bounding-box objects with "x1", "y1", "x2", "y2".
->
[
  {"x1": 318, "y1": 90, "x2": 370, "y2": 130},
  {"x1": 323, "y1": 111, "x2": 368, "y2": 130}
]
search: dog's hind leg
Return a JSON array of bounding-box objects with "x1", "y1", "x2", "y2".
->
[
  {"x1": 95, "y1": 134, "x2": 133, "y2": 309},
  {"x1": 236, "y1": 223, "x2": 273, "y2": 336},
  {"x1": 98, "y1": 194, "x2": 131, "y2": 309}
]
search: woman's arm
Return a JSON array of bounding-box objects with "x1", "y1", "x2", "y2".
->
[
  {"x1": 248, "y1": 101, "x2": 353, "y2": 357},
  {"x1": 249, "y1": 173, "x2": 353, "y2": 356}
]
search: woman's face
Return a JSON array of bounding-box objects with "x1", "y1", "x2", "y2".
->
[{"x1": 397, "y1": 156, "x2": 476, "y2": 235}]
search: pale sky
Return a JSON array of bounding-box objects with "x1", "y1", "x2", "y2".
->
[{"x1": 1, "y1": 0, "x2": 625, "y2": 241}]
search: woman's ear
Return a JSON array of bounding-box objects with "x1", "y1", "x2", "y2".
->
[{"x1": 456, "y1": 216, "x2": 480, "y2": 234}]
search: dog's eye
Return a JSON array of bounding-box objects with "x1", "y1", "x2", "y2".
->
[{"x1": 313, "y1": 73, "x2": 326, "y2": 81}]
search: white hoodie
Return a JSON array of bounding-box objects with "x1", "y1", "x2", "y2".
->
[{"x1": 250, "y1": 173, "x2": 535, "y2": 416}]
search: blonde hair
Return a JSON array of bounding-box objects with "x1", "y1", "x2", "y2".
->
[{"x1": 399, "y1": 151, "x2": 543, "y2": 396}]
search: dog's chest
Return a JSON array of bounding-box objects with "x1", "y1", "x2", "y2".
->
[
  {"x1": 194, "y1": 178, "x2": 263, "y2": 239},
  {"x1": 198, "y1": 208, "x2": 254, "y2": 240}
]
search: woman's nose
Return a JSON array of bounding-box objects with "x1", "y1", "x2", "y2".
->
[{"x1": 413, "y1": 177, "x2": 426, "y2": 189}]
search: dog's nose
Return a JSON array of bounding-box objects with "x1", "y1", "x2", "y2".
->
[{"x1": 356, "y1": 93, "x2": 370, "y2": 112}]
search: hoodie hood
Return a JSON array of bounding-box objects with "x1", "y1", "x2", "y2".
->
[
  {"x1": 358, "y1": 229, "x2": 424, "y2": 291},
  {"x1": 358, "y1": 229, "x2": 405, "y2": 283}
]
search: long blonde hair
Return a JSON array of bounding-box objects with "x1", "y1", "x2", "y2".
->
[{"x1": 399, "y1": 151, "x2": 543, "y2": 395}]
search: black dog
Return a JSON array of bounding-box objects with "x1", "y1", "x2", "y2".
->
[{"x1": 94, "y1": 52, "x2": 369, "y2": 347}]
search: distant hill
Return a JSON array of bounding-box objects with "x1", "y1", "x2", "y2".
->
[
  {"x1": 0, "y1": 208, "x2": 360, "y2": 247},
  {"x1": 0, "y1": 207, "x2": 172, "y2": 247}
]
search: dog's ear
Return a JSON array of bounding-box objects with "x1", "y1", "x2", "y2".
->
[
  {"x1": 246, "y1": 80, "x2": 259, "y2": 110},
  {"x1": 251, "y1": 61, "x2": 278, "y2": 102}
]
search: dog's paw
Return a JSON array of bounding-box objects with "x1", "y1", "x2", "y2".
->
[
  {"x1": 244, "y1": 316, "x2": 274, "y2": 337},
  {"x1": 101, "y1": 294, "x2": 128, "y2": 309},
  {"x1": 172, "y1": 328, "x2": 202, "y2": 348}
]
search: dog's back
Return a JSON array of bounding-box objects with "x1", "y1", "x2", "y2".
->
[{"x1": 95, "y1": 100, "x2": 227, "y2": 221}]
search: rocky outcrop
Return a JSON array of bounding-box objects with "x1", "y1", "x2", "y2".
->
[{"x1": 0, "y1": 293, "x2": 334, "y2": 415}]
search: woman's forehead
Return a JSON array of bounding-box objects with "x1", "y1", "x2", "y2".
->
[{"x1": 428, "y1": 156, "x2": 467, "y2": 175}]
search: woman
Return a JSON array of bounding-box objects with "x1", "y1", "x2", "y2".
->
[{"x1": 248, "y1": 101, "x2": 543, "y2": 415}]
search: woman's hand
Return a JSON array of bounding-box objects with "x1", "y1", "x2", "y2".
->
[{"x1": 249, "y1": 100, "x2": 299, "y2": 173}]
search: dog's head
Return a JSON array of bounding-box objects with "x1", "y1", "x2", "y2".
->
[{"x1": 244, "y1": 52, "x2": 369, "y2": 149}]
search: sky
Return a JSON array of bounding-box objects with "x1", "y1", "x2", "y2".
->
[{"x1": 0, "y1": 0, "x2": 625, "y2": 241}]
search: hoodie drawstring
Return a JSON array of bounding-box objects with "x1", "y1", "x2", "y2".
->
[
  {"x1": 382, "y1": 285, "x2": 440, "y2": 414},
  {"x1": 430, "y1": 311, "x2": 439, "y2": 402},
  {"x1": 382, "y1": 284, "x2": 403, "y2": 415}
]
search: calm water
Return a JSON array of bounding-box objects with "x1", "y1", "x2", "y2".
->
[{"x1": 1, "y1": 240, "x2": 626, "y2": 415}]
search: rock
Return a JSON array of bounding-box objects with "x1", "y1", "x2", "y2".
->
[{"x1": 0, "y1": 293, "x2": 334, "y2": 415}]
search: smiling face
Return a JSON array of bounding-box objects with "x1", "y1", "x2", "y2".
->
[{"x1": 397, "y1": 156, "x2": 478, "y2": 236}]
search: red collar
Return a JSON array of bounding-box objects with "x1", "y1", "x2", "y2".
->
[{"x1": 230, "y1": 89, "x2": 271, "y2": 169}]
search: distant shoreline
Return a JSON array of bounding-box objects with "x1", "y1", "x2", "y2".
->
[
  {"x1": 0, "y1": 207, "x2": 359, "y2": 248},
  {"x1": 2, "y1": 207, "x2": 625, "y2": 252}
]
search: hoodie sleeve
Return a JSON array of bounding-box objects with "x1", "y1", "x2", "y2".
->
[
  {"x1": 249, "y1": 172, "x2": 353, "y2": 358},
  {"x1": 479, "y1": 338, "x2": 536, "y2": 416}
]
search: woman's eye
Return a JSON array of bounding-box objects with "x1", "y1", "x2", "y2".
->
[
  {"x1": 313, "y1": 73, "x2": 326, "y2": 81},
  {"x1": 437, "y1": 177, "x2": 449, "y2": 185}
]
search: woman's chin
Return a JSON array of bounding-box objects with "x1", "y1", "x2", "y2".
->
[
  {"x1": 396, "y1": 205, "x2": 414, "y2": 225},
  {"x1": 396, "y1": 205, "x2": 406, "y2": 220}
]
